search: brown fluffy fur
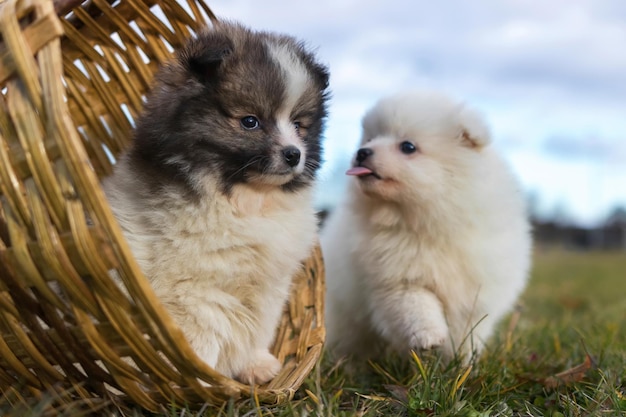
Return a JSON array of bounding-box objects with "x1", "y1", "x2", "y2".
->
[{"x1": 103, "y1": 22, "x2": 329, "y2": 384}]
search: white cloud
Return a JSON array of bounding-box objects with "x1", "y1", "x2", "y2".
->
[
  {"x1": 543, "y1": 134, "x2": 626, "y2": 163},
  {"x1": 507, "y1": 150, "x2": 626, "y2": 225}
]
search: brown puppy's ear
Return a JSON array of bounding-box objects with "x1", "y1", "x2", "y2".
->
[
  {"x1": 458, "y1": 106, "x2": 492, "y2": 150},
  {"x1": 180, "y1": 31, "x2": 233, "y2": 84},
  {"x1": 312, "y1": 62, "x2": 330, "y2": 91}
]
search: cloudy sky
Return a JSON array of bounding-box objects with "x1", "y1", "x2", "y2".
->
[{"x1": 212, "y1": 0, "x2": 626, "y2": 226}]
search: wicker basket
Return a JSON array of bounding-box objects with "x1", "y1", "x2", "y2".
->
[{"x1": 0, "y1": 0, "x2": 325, "y2": 411}]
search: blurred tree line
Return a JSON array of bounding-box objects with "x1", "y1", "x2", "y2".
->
[{"x1": 531, "y1": 201, "x2": 626, "y2": 251}]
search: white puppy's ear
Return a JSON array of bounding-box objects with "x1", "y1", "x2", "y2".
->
[{"x1": 458, "y1": 106, "x2": 491, "y2": 150}]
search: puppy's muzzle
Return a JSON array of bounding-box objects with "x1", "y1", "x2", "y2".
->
[{"x1": 282, "y1": 145, "x2": 301, "y2": 168}]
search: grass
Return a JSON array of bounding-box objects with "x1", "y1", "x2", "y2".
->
[{"x1": 3, "y1": 249, "x2": 626, "y2": 416}]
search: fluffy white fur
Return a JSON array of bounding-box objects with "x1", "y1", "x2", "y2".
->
[
  {"x1": 322, "y1": 91, "x2": 532, "y2": 361},
  {"x1": 104, "y1": 167, "x2": 317, "y2": 383}
]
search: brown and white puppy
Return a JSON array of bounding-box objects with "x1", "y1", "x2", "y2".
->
[
  {"x1": 322, "y1": 91, "x2": 531, "y2": 362},
  {"x1": 103, "y1": 22, "x2": 329, "y2": 384}
]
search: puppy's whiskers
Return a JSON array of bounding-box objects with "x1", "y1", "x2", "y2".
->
[
  {"x1": 226, "y1": 155, "x2": 265, "y2": 182},
  {"x1": 304, "y1": 160, "x2": 321, "y2": 177}
]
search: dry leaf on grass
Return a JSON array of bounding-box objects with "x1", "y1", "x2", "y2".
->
[
  {"x1": 542, "y1": 353, "x2": 596, "y2": 389},
  {"x1": 383, "y1": 384, "x2": 409, "y2": 403}
]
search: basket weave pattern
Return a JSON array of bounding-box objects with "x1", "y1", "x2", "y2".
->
[{"x1": 0, "y1": 0, "x2": 325, "y2": 411}]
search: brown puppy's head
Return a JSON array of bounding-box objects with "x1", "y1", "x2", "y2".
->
[
  {"x1": 348, "y1": 91, "x2": 491, "y2": 204},
  {"x1": 129, "y1": 22, "x2": 330, "y2": 195}
]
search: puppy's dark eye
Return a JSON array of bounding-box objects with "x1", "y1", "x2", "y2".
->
[
  {"x1": 400, "y1": 141, "x2": 418, "y2": 154},
  {"x1": 294, "y1": 121, "x2": 301, "y2": 131},
  {"x1": 241, "y1": 116, "x2": 260, "y2": 130}
]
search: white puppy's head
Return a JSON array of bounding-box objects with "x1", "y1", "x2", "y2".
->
[{"x1": 348, "y1": 91, "x2": 492, "y2": 205}]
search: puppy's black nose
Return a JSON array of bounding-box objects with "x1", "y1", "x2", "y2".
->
[
  {"x1": 356, "y1": 147, "x2": 373, "y2": 163},
  {"x1": 282, "y1": 146, "x2": 301, "y2": 167}
]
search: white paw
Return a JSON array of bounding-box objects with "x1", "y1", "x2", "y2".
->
[
  {"x1": 236, "y1": 350, "x2": 281, "y2": 385},
  {"x1": 408, "y1": 324, "x2": 448, "y2": 351}
]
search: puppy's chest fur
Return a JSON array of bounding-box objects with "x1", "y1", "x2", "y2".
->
[
  {"x1": 353, "y1": 204, "x2": 476, "y2": 298},
  {"x1": 105, "y1": 166, "x2": 317, "y2": 312}
]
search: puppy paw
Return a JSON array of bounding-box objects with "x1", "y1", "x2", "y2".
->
[
  {"x1": 236, "y1": 350, "x2": 281, "y2": 385},
  {"x1": 409, "y1": 324, "x2": 448, "y2": 351}
]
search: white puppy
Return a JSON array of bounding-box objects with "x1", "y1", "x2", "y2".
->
[{"x1": 322, "y1": 91, "x2": 531, "y2": 361}]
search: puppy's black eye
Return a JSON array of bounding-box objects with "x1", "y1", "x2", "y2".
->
[
  {"x1": 294, "y1": 121, "x2": 301, "y2": 131},
  {"x1": 400, "y1": 141, "x2": 418, "y2": 154},
  {"x1": 241, "y1": 116, "x2": 260, "y2": 130}
]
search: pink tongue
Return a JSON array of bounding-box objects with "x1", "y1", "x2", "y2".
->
[{"x1": 346, "y1": 166, "x2": 373, "y2": 176}]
